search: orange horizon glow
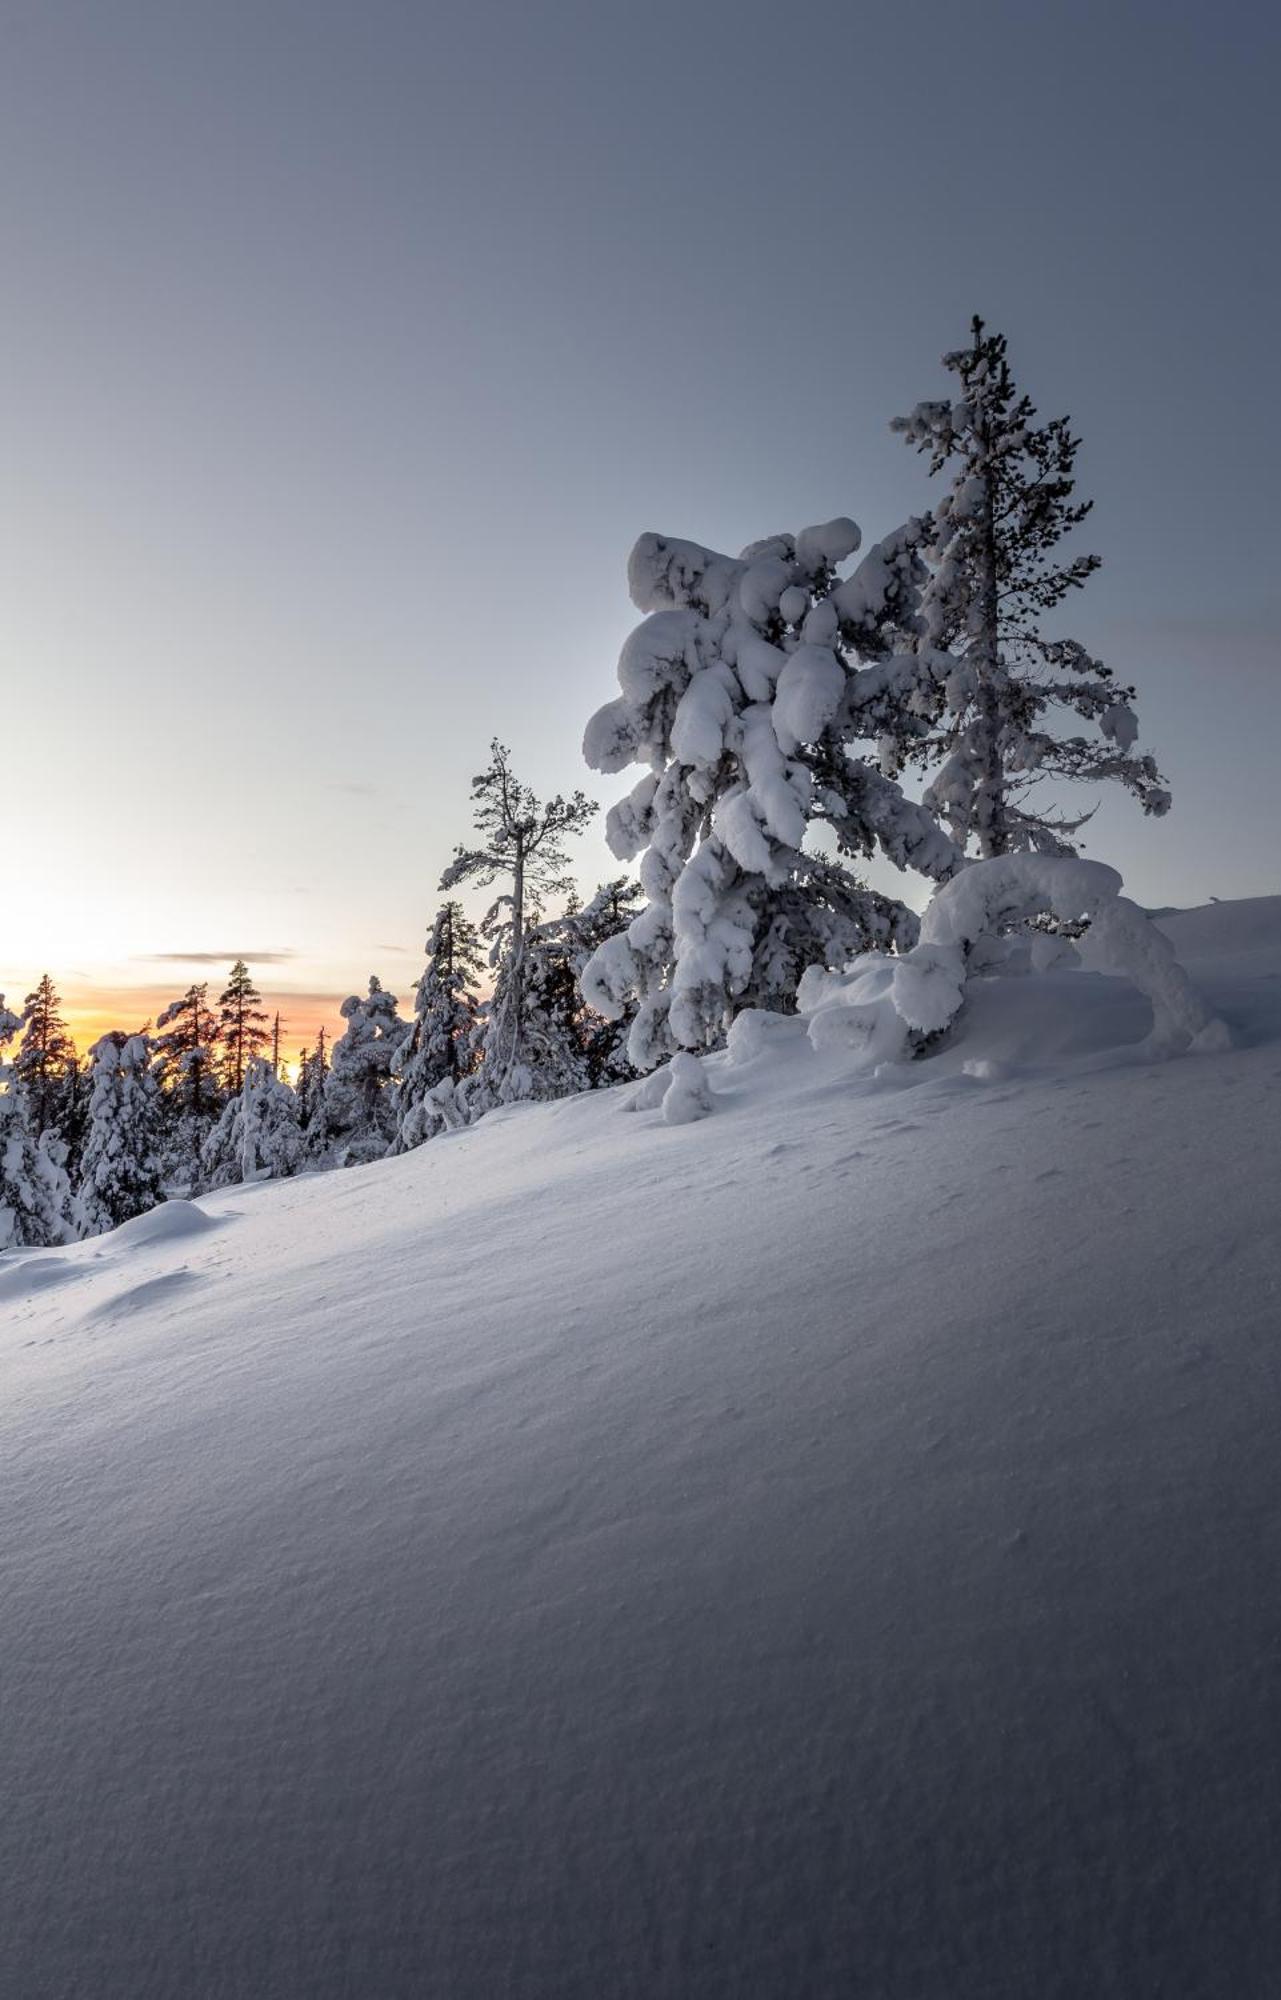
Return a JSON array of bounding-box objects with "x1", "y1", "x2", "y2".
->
[{"x1": 54, "y1": 984, "x2": 354, "y2": 1069}]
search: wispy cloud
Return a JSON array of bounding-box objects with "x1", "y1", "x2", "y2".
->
[{"x1": 132, "y1": 950, "x2": 300, "y2": 965}]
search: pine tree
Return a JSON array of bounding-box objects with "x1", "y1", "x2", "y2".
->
[
  {"x1": 523, "y1": 879, "x2": 646, "y2": 1091},
  {"x1": 14, "y1": 975, "x2": 78, "y2": 1140},
  {"x1": 216, "y1": 960, "x2": 269, "y2": 1094},
  {"x1": 154, "y1": 982, "x2": 222, "y2": 1190},
  {"x1": 891, "y1": 317, "x2": 1170, "y2": 856},
  {"x1": 329, "y1": 977, "x2": 405, "y2": 1162},
  {"x1": 297, "y1": 1027, "x2": 332, "y2": 1165},
  {"x1": 1, "y1": 997, "x2": 73, "y2": 1249},
  {"x1": 203, "y1": 1057, "x2": 302, "y2": 1187},
  {"x1": 580, "y1": 522, "x2": 958, "y2": 1066},
  {"x1": 246, "y1": 1059, "x2": 302, "y2": 1179},
  {"x1": 75, "y1": 1032, "x2": 164, "y2": 1237},
  {"x1": 441, "y1": 742, "x2": 596, "y2": 1108},
  {"x1": 393, "y1": 902, "x2": 484, "y2": 1151}
]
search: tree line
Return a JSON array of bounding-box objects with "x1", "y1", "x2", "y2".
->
[{"x1": 2, "y1": 319, "x2": 1171, "y2": 1249}]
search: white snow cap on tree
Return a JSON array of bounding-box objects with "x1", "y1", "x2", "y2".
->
[
  {"x1": 202, "y1": 1058, "x2": 303, "y2": 1187},
  {"x1": 75, "y1": 1032, "x2": 164, "y2": 1238},
  {"x1": 799, "y1": 854, "x2": 1227, "y2": 1066},
  {"x1": 1, "y1": 996, "x2": 72, "y2": 1250},
  {"x1": 329, "y1": 977, "x2": 405, "y2": 1164},
  {"x1": 581, "y1": 519, "x2": 961, "y2": 1068},
  {"x1": 393, "y1": 902, "x2": 483, "y2": 1153}
]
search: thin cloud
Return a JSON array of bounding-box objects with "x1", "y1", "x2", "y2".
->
[{"x1": 132, "y1": 950, "x2": 300, "y2": 965}]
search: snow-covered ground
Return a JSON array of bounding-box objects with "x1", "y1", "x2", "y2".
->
[{"x1": 4, "y1": 899, "x2": 1281, "y2": 1998}]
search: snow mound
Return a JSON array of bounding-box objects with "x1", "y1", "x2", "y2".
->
[
  {"x1": 111, "y1": 1196, "x2": 224, "y2": 1246},
  {"x1": 2, "y1": 900, "x2": 1280, "y2": 1996},
  {"x1": 1156, "y1": 893, "x2": 1281, "y2": 960},
  {"x1": 800, "y1": 854, "x2": 1225, "y2": 1069}
]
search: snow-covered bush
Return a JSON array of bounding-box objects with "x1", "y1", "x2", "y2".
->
[
  {"x1": 581, "y1": 519, "x2": 959, "y2": 1069},
  {"x1": 799, "y1": 854, "x2": 1227, "y2": 1066}
]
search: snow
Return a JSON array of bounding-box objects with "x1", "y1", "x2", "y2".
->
[
  {"x1": 3, "y1": 899, "x2": 1281, "y2": 1995},
  {"x1": 801, "y1": 856, "x2": 1226, "y2": 1067}
]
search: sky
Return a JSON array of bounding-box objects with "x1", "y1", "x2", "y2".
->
[{"x1": 2, "y1": 0, "x2": 1278, "y2": 1054}]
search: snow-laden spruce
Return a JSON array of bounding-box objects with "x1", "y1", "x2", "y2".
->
[
  {"x1": 295, "y1": 1030, "x2": 333, "y2": 1165},
  {"x1": 329, "y1": 977, "x2": 405, "y2": 1164},
  {"x1": 0, "y1": 996, "x2": 73, "y2": 1249},
  {"x1": 75, "y1": 1032, "x2": 164, "y2": 1237},
  {"x1": 892, "y1": 317, "x2": 1170, "y2": 856},
  {"x1": 154, "y1": 982, "x2": 222, "y2": 1191},
  {"x1": 203, "y1": 1058, "x2": 302, "y2": 1186},
  {"x1": 799, "y1": 853, "x2": 1228, "y2": 1067},
  {"x1": 519, "y1": 879, "x2": 646, "y2": 1096},
  {"x1": 392, "y1": 902, "x2": 483, "y2": 1152},
  {"x1": 580, "y1": 519, "x2": 959, "y2": 1068}
]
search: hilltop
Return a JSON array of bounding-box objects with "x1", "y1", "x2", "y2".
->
[{"x1": 3, "y1": 899, "x2": 1280, "y2": 1997}]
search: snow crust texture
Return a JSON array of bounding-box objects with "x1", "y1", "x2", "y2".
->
[{"x1": 3, "y1": 901, "x2": 1281, "y2": 1998}]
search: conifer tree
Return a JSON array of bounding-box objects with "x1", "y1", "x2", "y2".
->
[
  {"x1": 15, "y1": 975, "x2": 77, "y2": 1141},
  {"x1": 580, "y1": 522, "x2": 957, "y2": 1066},
  {"x1": 441, "y1": 742, "x2": 596, "y2": 1107},
  {"x1": 891, "y1": 317, "x2": 1170, "y2": 856},
  {"x1": 75, "y1": 1032, "x2": 164, "y2": 1237},
  {"x1": 245, "y1": 1058, "x2": 302, "y2": 1179},
  {"x1": 216, "y1": 960, "x2": 269, "y2": 1094},
  {"x1": 203, "y1": 1057, "x2": 302, "y2": 1186},
  {"x1": 329, "y1": 977, "x2": 405, "y2": 1162},
  {"x1": 524, "y1": 879, "x2": 646, "y2": 1091},
  {"x1": 154, "y1": 982, "x2": 222, "y2": 1191},
  {"x1": 297, "y1": 1026, "x2": 332, "y2": 1164},
  {"x1": 393, "y1": 902, "x2": 483, "y2": 1152},
  {"x1": 1, "y1": 997, "x2": 73, "y2": 1249}
]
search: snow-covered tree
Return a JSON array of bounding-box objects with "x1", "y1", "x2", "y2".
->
[
  {"x1": 216, "y1": 960, "x2": 269, "y2": 1094},
  {"x1": 154, "y1": 982, "x2": 222, "y2": 1190},
  {"x1": 75, "y1": 1032, "x2": 164, "y2": 1237},
  {"x1": 329, "y1": 976, "x2": 405, "y2": 1163},
  {"x1": 203, "y1": 1058, "x2": 302, "y2": 1187},
  {"x1": 580, "y1": 522, "x2": 958, "y2": 1067},
  {"x1": 1, "y1": 997, "x2": 73, "y2": 1250},
  {"x1": 14, "y1": 975, "x2": 77, "y2": 1141},
  {"x1": 519, "y1": 879, "x2": 646, "y2": 1093},
  {"x1": 442, "y1": 742, "x2": 596, "y2": 1109},
  {"x1": 244, "y1": 1059, "x2": 302, "y2": 1179},
  {"x1": 891, "y1": 317, "x2": 1170, "y2": 856},
  {"x1": 296, "y1": 1027, "x2": 332, "y2": 1165},
  {"x1": 393, "y1": 902, "x2": 483, "y2": 1152}
]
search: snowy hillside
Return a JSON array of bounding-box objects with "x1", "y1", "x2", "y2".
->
[{"x1": 4, "y1": 899, "x2": 1281, "y2": 1998}]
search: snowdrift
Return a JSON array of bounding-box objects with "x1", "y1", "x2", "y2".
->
[{"x1": 3, "y1": 900, "x2": 1281, "y2": 1997}]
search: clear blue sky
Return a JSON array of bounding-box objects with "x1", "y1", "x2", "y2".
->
[{"x1": 2, "y1": 0, "x2": 1278, "y2": 1036}]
